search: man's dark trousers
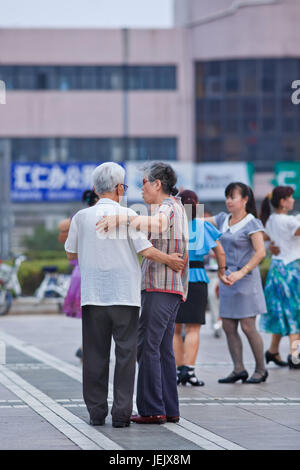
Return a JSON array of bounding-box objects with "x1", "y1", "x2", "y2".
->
[
  {"x1": 82, "y1": 304, "x2": 139, "y2": 423},
  {"x1": 136, "y1": 291, "x2": 181, "y2": 417}
]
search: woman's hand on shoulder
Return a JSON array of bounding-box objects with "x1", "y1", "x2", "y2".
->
[{"x1": 96, "y1": 214, "x2": 127, "y2": 233}]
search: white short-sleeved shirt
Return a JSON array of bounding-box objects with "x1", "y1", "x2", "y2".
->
[
  {"x1": 65, "y1": 198, "x2": 152, "y2": 307},
  {"x1": 266, "y1": 213, "x2": 300, "y2": 265}
]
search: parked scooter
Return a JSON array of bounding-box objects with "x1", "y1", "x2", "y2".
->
[
  {"x1": 0, "y1": 255, "x2": 26, "y2": 316},
  {"x1": 34, "y1": 266, "x2": 70, "y2": 308}
]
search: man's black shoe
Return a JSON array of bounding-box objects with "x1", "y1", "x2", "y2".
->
[
  {"x1": 90, "y1": 418, "x2": 105, "y2": 426},
  {"x1": 75, "y1": 347, "x2": 83, "y2": 360},
  {"x1": 112, "y1": 421, "x2": 130, "y2": 428}
]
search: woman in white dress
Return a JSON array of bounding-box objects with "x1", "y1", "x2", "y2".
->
[{"x1": 259, "y1": 186, "x2": 300, "y2": 369}]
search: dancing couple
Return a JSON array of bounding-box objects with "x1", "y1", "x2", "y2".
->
[{"x1": 65, "y1": 161, "x2": 189, "y2": 427}]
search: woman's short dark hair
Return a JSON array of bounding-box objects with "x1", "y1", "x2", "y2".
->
[
  {"x1": 144, "y1": 162, "x2": 178, "y2": 196},
  {"x1": 225, "y1": 182, "x2": 258, "y2": 218},
  {"x1": 82, "y1": 189, "x2": 99, "y2": 207},
  {"x1": 260, "y1": 186, "x2": 294, "y2": 226},
  {"x1": 178, "y1": 189, "x2": 198, "y2": 220}
]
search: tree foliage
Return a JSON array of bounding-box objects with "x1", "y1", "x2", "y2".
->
[{"x1": 22, "y1": 225, "x2": 64, "y2": 252}]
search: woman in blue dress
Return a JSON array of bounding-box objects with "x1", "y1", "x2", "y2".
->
[
  {"x1": 207, "y1": 182, "x2": 268, "y2": 384},
  {"x1": 173, "y1": 190, "x2": 230, "y2": 386}
]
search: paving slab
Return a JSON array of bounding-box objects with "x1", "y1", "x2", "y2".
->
[
  {"x1": 0, "y1": 313, "x2": 299, "y2": 450},
  {"x1": 0, "y1": 397, "x2": 79, "y2": 450}
]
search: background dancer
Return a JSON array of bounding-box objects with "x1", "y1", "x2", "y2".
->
[
  {"x1": 173, "y1": 190, "x2": 231, "y2": 387},
  {"x1": 260, "y1": 186, "x2": 300, "y2": 369},
  {"x1": 207, "y1": 182, "x2": 268, "y2": 384}
]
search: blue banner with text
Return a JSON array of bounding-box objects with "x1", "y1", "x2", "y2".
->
[{"x1": 11, "y1": 163, "x2": 100, "y2": 202}]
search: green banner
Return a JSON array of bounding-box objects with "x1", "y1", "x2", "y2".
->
[{"x1": 272, "y1": 162, "x2": 300, "y2": 199}]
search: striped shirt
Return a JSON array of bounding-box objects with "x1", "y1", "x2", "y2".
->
[{"x1": 141, "y1": 196, "x2": 189, "y2": 301}]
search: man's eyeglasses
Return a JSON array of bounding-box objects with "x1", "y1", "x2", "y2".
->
[{"x1": 115, "y1": 183, "x2": 128, "y2": 192}]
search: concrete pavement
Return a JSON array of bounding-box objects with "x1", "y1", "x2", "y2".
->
[{"x1": 0, "y1": 313, "x2": 299, "y2": 450}]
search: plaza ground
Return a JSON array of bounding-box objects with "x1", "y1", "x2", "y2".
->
[{"x1": 0, "y1": 312, "x2": 299, "y2": 451}]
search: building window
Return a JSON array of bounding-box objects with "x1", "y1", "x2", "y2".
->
[
  {"x1": 10, "y1": 138, "x2": 177, "y2": 163},
  {"x1": 0, "y1": 65, "x2": 177, "y2": 91},
  {"x1": 98, "y1": 67, "x2": 123, "y2": 90},
  {"x1": 195, "y1": 58, "x2": 300, "y2": 171}
]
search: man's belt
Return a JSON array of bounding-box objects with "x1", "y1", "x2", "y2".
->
[{"x1": 189, "y1": 261, "x2": 204, "y2": 269}]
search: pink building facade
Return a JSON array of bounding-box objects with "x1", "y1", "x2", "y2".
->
[{"x1": 0, "y1": 0, "x2": 300, "y2": 252}]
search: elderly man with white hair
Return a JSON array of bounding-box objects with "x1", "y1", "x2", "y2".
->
[{"x1": 65, "y1": 162, "x2": 184, "y2": 428}]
